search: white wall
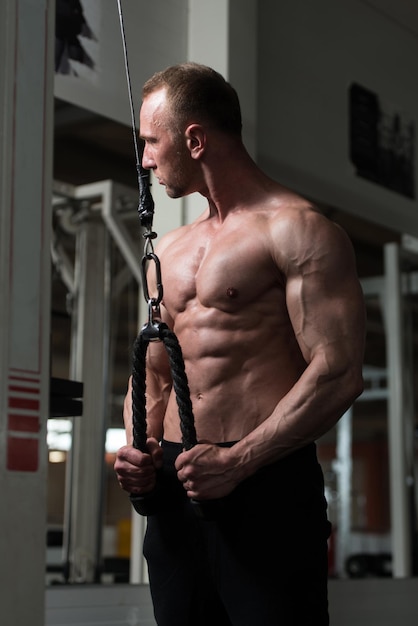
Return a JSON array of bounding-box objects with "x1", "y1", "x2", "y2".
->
[{"x1": 257, "y1": 0, "x2": 418, "y2": 236}]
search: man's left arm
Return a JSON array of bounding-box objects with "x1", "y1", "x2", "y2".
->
[{"x1": 231, "y1": 211, "x2": 366, "y2": 477}]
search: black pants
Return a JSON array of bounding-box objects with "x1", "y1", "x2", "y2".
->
[{"x1": 143, "y1": 441, "x2": 331, "y2": 626}]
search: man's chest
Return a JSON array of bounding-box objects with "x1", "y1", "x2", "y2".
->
[{"x1": 160, "y1": 227, "x2": 283, "y2": 315}]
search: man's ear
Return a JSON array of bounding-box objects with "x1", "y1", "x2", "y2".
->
[{"x1": 185, "y1": 124, "x2": 206, "y2": 159}]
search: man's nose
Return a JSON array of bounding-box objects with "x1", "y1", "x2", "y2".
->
[{"x1": 142, "y1": 146, "x2": 155, "y2": 169}]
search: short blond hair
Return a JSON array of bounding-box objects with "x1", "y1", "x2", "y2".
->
[{"x1": 142, "y1": 62, "x2": 242, "y2": 137}]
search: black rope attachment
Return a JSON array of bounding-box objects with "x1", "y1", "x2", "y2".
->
[
  {"x1": 129, "y1": 322, "x2": 198, "y2": 516},
  {"x1": 131, "y1": 323, "x2": 197, "y2": 454}
]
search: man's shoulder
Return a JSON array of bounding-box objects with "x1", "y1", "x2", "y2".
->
[
  {"x1": 265, "y1": 190, "x2": 327, "y2": 230},
  {"x1": 265, "y1": 192, "x2": 351, "y2": 260}
]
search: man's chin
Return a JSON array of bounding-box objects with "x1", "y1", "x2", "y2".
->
[{"x1": 165, "y1": 187, "x2": 182, "y2": 199}]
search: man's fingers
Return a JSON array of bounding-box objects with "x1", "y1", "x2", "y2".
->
[
  {"x1": 116, "y1": 445, "x2": 151, "y2": 467},
  {"x1": 146, "y1": 438, "x2": 164, "y2": 469}
]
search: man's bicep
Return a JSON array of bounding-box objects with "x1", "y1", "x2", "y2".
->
[{"x1": 285, "y1": 240, "x2": 365, "y2": 367}]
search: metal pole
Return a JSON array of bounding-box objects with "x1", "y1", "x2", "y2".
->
[
  {"x1": 69, "y1": 216, "x2": 109, "y2": 582},
  {"x1": 384, "y1": 242, "x2": 412, "y2": 577},
  {"x1": 334, "y1": 407, "x2": 353, "y2": 577}
]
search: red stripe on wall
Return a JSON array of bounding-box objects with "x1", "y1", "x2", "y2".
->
[
  {"x1": 9, "y1": 384, "x2": 39, "y2": 395},
  {"x1": 8, "y1": 414, "x2": 40, "y2": 433},
  {"x1": 7, "y1": 436, "x2": 39, "y2": 472},
  {"x1": 8, "y1": 396, "x2": 40, "y2": 411}
]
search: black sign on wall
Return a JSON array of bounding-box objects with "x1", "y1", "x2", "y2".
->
[{"x1": 349, "y1": 83, "x2": 415, "y2": 199}]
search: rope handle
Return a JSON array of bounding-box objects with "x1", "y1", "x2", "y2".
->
[
  {"x1": 129, "y1": 323, "x2": 198, "y2": 517},
  {"x1": 131, "y1": 324, "x2": 198, "y2": 453}
]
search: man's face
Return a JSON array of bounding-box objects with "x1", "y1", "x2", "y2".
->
[{"x1": 140, "y1": 88, "x2": 194, "y2": 199}]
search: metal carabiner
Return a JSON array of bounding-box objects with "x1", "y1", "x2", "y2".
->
[{"x1": 141, "y1": 250, "x2": 163, "y2": 308}]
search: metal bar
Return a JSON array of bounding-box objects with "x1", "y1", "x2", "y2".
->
[
  {"x1": 74, "y1": 180, "x2": 143, "y2": 286},
  {"x1": 384, "y1": 242, "x2": 412, "y2": 577},
  {"x1": 334, "y1": 407, "x2": 353, "y2": 577},
  {"x1": 68, "y1": 218, "x2": 109, "y2": 582}
]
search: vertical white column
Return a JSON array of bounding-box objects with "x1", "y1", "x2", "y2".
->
[
  {"x1": 188, "y1": 0, "x2": 230, "y2": 75},
  {"x1": 68, "y1": 213, "x2": 110, "y2": 583},
  {"x1": 384, "y1": 243, "x2": 412, "y2": 577},
  {"x1": 186, "y1": 0, "x2": 258, "y2": 224},
  {"x1": 334, "y1": 407, "x2": 353, "y2": 577},
  {"x1": 188, "y1": 0, "x2": 258, "y2": 155},
  {"x1": 0, "y1": 0, "x2": 54, "y2": 624}
]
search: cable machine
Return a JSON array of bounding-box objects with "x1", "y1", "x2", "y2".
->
[{"x1": 333, "y1": 240, "x2": 418, "y2": 578}]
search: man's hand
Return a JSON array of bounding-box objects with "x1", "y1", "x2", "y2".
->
[
  {"x1": 114, "y1": 437, "x2": 163, "y2": 495},
  {"x1": 175, "y1": 443, "x2": 239, "y2": 501}
]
